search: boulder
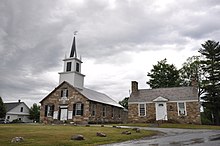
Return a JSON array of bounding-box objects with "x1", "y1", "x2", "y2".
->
[
  {"x1": 136, "y1": 128, "x2": 141, "y2": 133},
  {"x1": 132, "y1": 128, "x2": 141, "y2": 133},
  {"x1": 11, "y1": 137, "x2": 24, "y2": 143},
  {"x1": 71, "y1": 134, "x2": 85, "y2": 140},
  {"x1": 96, "y1": 132, "x2": 107, "y2": 137},
  {"x1": 121, "y1": 131, "x2": 131, "y2": 135}
]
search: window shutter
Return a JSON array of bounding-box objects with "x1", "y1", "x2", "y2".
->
[
  {"x1": 61, "y1": 90, "x2": 63, "y2": 97},
  {"x1": 66, "y1": 90, "x2": 68, "y2": 97},
  {"x1": 58, "y1": 108, "x2": 61, "y2": 120},
  {"x1": 81, "y1": 104, "x2": 84, "y2": 116},
  {"x1": 45, "y1": 105, "x2": 48, "y2": 117},
  {"x1": 51, "y1": 105, "x2": 54, "y2": 117},
  {"x1": 73, "y1": 104, "x2": 76, "y2": 116}
]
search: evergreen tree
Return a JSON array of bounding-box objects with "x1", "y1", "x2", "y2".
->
[
  {"x1": 147, "y1": 58, "x2": 181, "y2": 88},
  {"x1": 199, "y1": 40, "x2": 220, "y2": 125},
  {"x1": 0, "y1": 96, "x2": 6, "y2": 119},
  {"x1": 29, "y1": 103, "x2": 40, "y2": 122}
]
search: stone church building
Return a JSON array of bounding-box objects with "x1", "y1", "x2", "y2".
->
[
  {"x1": 128, "y1": 81, "x2": 201, "y2": 124},
  {"x1": 40, "y1": 35, "x2": 126, "y2": 124}
]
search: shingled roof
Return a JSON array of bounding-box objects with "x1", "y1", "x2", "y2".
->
[
  {"x1": 5, "y1": 101, "x2": 24, "y2": 112},
  {"x1": 129, "y1": 86, "x2": 198, "y2": 102}
]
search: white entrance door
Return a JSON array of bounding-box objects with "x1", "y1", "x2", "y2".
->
[
  {"x1": 155, "y1": 102, "x2": 167, "y2": 121},
  {"x1": 60, "y1": 108, "x2": 68, "y2": 121}
]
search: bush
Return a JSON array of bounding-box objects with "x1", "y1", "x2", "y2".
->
[{"x1": 11, "y1": 119, "x2": 23, "y2": 123}]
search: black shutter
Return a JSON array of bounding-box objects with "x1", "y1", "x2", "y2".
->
[
  {"x1": 66, "y1": 90, "x2": 68, "y2": 97},
  {"x1": 61, "y1": 90, "x2": 63, "y2": 97},
  {"x1": 81, "y1": 104, "x2": 84, "y2": 116},
  {"x1": 58, "y1": 108, "x2": 61, "y2": 120},
  {"x1": 73, "y1": 104, "x2": 76, "y2": 116},
  {"x1": 45, "y1": 105, "x2": 48, "y2": 117},
  {"x1": 51, "y1": 105, "x2": 54, "y2": 117}
]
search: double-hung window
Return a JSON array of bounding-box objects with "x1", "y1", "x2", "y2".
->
[
  {"x1": 139, "y1": 103, "x2": 146, "y2": 116},
  {"x1": 178, "y1": 102, "x2": 186, "y2": 116},
  {"x1": 45, "y1": 105, "x2": 54, "y2": 117},
  {"x1": 73, "y1": 103, "x2": 84, "y2": 116}
]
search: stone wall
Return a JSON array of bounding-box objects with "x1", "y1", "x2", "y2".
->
[
  {"x1": 167, "y1": 102, "x2": 201, "y2": 124},
  {"x1": 128, "y1": 103, "x2": 156, "y2": 123},
  {"x1": 128, "y1": 101, "x2": 201, "y2": 124},
  {"x1": 88, "y1": 102, "x2": 127, "y2": 124}
]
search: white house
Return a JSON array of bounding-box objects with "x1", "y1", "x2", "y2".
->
[{"x1": 5, "y1": 100, "x2": 32, "y2": 123}]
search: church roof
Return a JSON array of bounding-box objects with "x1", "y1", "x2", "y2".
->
[
  {"x1": 129, "y1": 86, "x2": 198, "y2": 102},
  {"x1": 76, "y1": 87, "x2": 123, "y2": 108}
]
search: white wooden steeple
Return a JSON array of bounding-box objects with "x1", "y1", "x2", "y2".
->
[{"x1": 59, "y1": 34, "x2": 85, "y2": 89}]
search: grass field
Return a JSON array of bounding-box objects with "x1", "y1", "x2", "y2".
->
[{"x1": 0, "y1": 124, "x2": 157, "y2": 146}]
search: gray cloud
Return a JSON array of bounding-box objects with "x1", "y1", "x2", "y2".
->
[{"x1": 0, "y1": 0, "x2": 220, "y2": 106}]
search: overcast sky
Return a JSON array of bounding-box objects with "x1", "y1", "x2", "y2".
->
[{"x1": 0, "y1": 0, "x2": 220, "y2": 107}]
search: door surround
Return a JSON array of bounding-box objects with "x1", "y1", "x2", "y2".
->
[{"x1": 153, "y1": 96, "x2": 168, "y2": 121}]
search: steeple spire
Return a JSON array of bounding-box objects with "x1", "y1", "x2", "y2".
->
[
  {"x1": 70, "y1": 31, "x2": 78, "y2": 58},
  {"x1": 70, "y1": 36, "x2": 77, "y2": 58}
]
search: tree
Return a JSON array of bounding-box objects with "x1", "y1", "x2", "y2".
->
[
  {"x1": 199, "y1": 40, "x2": 220, "y2": 125},
  {"x1": 180, "y1": 56, "x2": 206, "y2": 97},
  {"x1": 147, "y1": 58, "x2": 181, "y2": 88},
  {"x1": 29, "y1": 103, "x2": 40, "y2": 122},
  {"x1": 119, "y1": 97, "x2": 129, "y2": 109},
  {"x1": 0, "y1": 96, "x2": 6, "y2": 119}
]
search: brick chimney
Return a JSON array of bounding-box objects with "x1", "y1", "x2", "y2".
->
[{"x1": 131, "y1": 81, "x2": 138, "y2": 93}]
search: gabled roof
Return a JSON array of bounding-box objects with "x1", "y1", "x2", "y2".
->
[
  {"x1": 129, "y1": 86, "x2": 198, "y2": 102},
  {"x1": 4, "y1": 102, "x2": 29, "y2": 112},
  {"x1": 76, "y1": 88, "x2": 123, "y2": 108},
  {"x1": 40, "y1": 81, "x2": 123, "y2": 108},
  {"x1": 153, "y1": 96, "x2": 168, "y2": 102}
]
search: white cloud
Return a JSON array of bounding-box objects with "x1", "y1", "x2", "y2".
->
[{"x1": 0, "y1": 0, "x2": 220, "y2": 106}]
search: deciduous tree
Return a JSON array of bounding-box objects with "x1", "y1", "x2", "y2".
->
[
  {"x1": 147, "y1": 59, "x2": 181, "y2": 88},
  {"x1": 180, "y1": 56, "x2": 206, "y2": 97}
]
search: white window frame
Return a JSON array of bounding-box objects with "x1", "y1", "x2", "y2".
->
[
  {"x1": 177, "y1": 102, "x2": 187, "y2": 116},
  {"x1": 61, "y1": 89, "x2": 68, "y2": 97},
  {"x1": 47, "y1": 105, "x2": 54, "y2": 117},
  {"x1": 138, "y1": 103, "x2": 146, "y2": 117},
  {"x1": 75, "y1": 103, "x2": 82, "y2": 116}
]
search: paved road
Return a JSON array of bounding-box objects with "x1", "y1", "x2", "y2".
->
[{"x1": 101, "y1": 126, "x2": 220, "y2": 146}]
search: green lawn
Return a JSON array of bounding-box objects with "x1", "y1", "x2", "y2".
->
[
  {"x1": 115, "y1": 123, "x2": 220, "y2": 130},
  {"x1": 0, "y1": 124, "x2": 157, "y2": 146}
]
